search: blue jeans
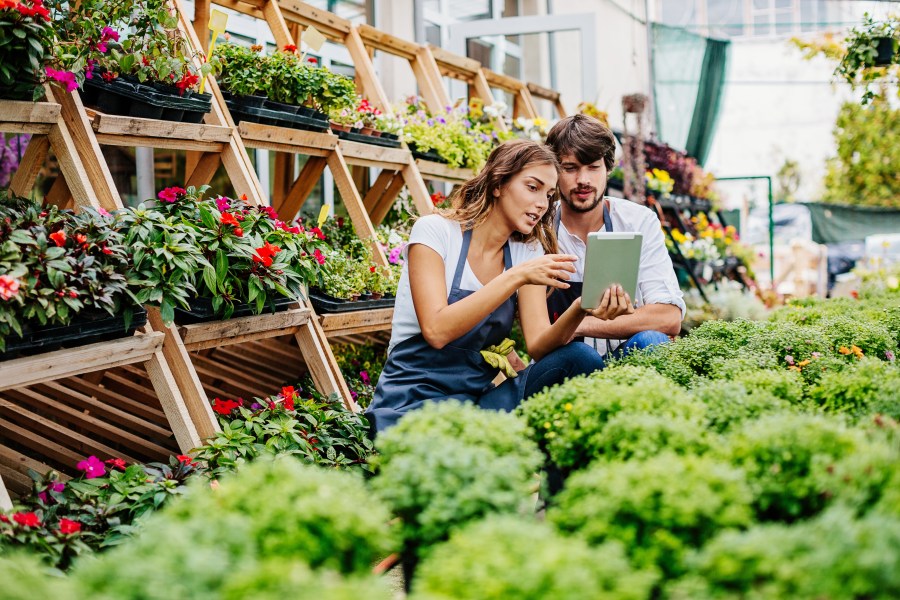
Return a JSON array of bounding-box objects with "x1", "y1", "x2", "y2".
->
[
  {"x1": 522, "y1": 342, "x2": 606, "y2": 398},
  {"x1": 609, "y1": 330, "x2": 671, "y2": 359}
]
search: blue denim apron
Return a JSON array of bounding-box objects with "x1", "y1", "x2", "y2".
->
[
  {"x1": 367, "y1": 228, "x2": 530, "y2": 433},
  {"x1": 546, "y1": 200, "x2": 612, "y2": 324}
]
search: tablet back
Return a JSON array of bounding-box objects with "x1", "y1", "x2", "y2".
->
[{"x1": 581, "y1": 232, "x2": 643, "y2": 310}]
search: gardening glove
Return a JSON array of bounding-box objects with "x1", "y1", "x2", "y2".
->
[{"x1": 481, "y1": 338, "x2": 519, "y2": 379}]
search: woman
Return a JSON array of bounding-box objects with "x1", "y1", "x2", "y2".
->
[{"x1": 366, "y1": 140, "x2": 605, "y2": 433}]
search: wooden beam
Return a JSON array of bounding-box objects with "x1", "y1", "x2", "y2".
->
[
  {"x1": 185, "y1": 151, "x2": 222, "y2": 188},
  {"x1": 272, "y1": 152, "x2": 294, "y2": 209},
  {"x1": 428, "y1": 44, "x2": 481, "y2": 78},
  {"x1": 279, "y1": 156, "x2": 326, "y2": 219},
  {"x1": 410, "y1": 46, "x2": 451, "y2": 114},
  {"x1": 0, "y1": 333, "x2": 164, "y2": 391},
  {"x1": 370, "y1": 171, "x2": 407, "y2": 226},
  {"x1": 345, "y1": 26, "x2": 392, "y2": 115},
  {"x1": 319, "y1": 307, "x2": 393, "y2": 337},
  {"x1": 0, "y1": 100, "x2": 60, "y2": 124},
  {"x1": 327, "y1": 144, "x2": 388, "y2": 266},
  {"x1": 279, "y1": 0, "x2": 352, "y2": 39},
  {"x1": 262, "y1": 0, "x2": 293, "y2": 50},
  {"x1": 89, "y1": 113, "x2": 233, "y2": 144},
  {"x1": 403, "y1": 158, "x2": 438, "y2": 216},
  {"x1": 178, "y1": 307, "x2": 311, "y2": 350},
  {"x1": 238, "y1": 122, "x2": 336, "y2": 155},
  {"x1": 7, "y1": 134, "x2": 49, "y2": 197},
  {"x1": 340, "y1": 139, "x2": 411, "y2": 169},
  {"x1": 357, "y1": 23, "x2": 418, "y2": 59},
  {"x1": 362, "y1": 169, "x2": 396, "y2": 213},
  {"x1": 194, "y1": 0, "x2": 211, "y2": 52},
  {"x1": 415, "y1": 158, "x2": 473, "y2": 183}
]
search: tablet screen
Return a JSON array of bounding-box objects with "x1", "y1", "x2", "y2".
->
[{"x1": 581, "y1": 232, "x2": 642, "y2": 310}]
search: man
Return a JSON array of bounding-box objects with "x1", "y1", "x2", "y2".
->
[{"x1": 545, "y1": 114, "x2": 684, "y2": 357}]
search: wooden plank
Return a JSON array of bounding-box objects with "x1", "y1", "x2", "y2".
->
[
  {"x1": 403, "y1": 158, "x2": 438, "y2": 216},
  {"x1": 518, "y1": 87, "x2": 539, "y2": 119},
  {"x1": 8, "y1": 134, "x2": 50, "y2": 198},
  {"x1": 37, "y1": 381, "x2": 173, "y2": 440},
  {"x1": 272, "y1": 152, "x2": 294, "y2": 209},
  {"x1": 279, "y1": 0, "x2": 352, "y2": 39},
  {"x1": 0, "y1": 397, "x2": 143, "y2": 464},
  {"x1": 428, "y1": 44, "x2": 481, "y2": 77},
  {"x1": 145, "y1": 308, "x2": 219, "y2": 444},
  {"x1": 197, "y1": 346, "x2": 291, "y2": 385},
  {"x1": 238, "y1": 122, "x2": 336, "y2": 155},
  {"x1": 411, "y1": 46, "x2": 451, "y2": 114},
  {"x1": 484, "y1": 68, "x2": 524, "y2": 93},
  {"x1": 415, "y1": 158, "x2": 473, "y2": 183},
  {"x1": 144, "y1": 350, "x2": 205, "y2": 451},
  {"x1": 0, "y1": 123, "x2": 52, "y2": 135},
  {"x1": 357, "y1": 23, "x2": 418, "y2": 59},
  {"x1": 345, "y1": 26, "x2": 392, "y2": 115},
  {"x1": 0, "y1": 332, "x2": 164, "y2": 391},
  {"x1": 370, "y1": 171, "x2": 407, "y2": 225},
  {"x1": 186, "y1": 151, "x2": 222, "y2": 188},
  {"x1": 362, "y1": 169, "x2": 396, "y2": 213},
  {"x1": 44, "y1": 172, "x2": 73, "y2": 210},
  {"x1": 340, "y1": 139, "x2": 411, "y2": 168},
  {"x1": 0, "y1": 100, "x2": 60, "y2": 124},
  {"x1": 94, "y1": 133, "x2": 225, "y2": 152},
  {"x1": 0, "y1": 445, "x2": 59, "y2": 482},
  {"x1": 294, "y1": 318, "x2": 356, "y2": 410},
  {"x1": 279, "y1": 156, "x2": 326, "y2": 219},
  {"x1": 0, "y1": 473, "x2": 11, "y2": 509},
  {"x1": 90, "y1": 113, "x2": 233, "y2": 143},
  {"x1": 48, "y1": 116, "x2": 102, "y2": 209},
  {"x1": 554, "y1": 97, "x2": 567, "y2": 118},
  {"x1": 4, "y1": 387, "x2": 171, "y2": 460},
  {"x1": 0, "y1": 416, "x2": 83, "y2": 468},
  {"x1": 60, "y1": 375, "x2": 170, "y2": 426},
  {"x1": 45, "y1": 84, "x2": 122, "y2": 210},
  {"x1": 178, "y1": 307, "x2": 311, "y2": 350},
  {"x1": 194, "y1": 0, "x2": 211, "y2": 51},
  {"x1": 0, "y1": 468, "x2": 30, "y2": 501},
  {"x1": 262, "y1": 0, "x2": 293, "y2": 50},
  {"x1": 472, "y1": 69, "x2": 507, "y2": 132},
  {"x1": 327, "y1": 145, "x2": 388, "y2": 266},
  {"x1": 189, "y1": 359, "x2": 274, "y2": 399},
  {"x1": 319, "y1": 308, "x2": 393, "y2": 337},
  {"x1": 210, "y1": 0, "x2": 264, "y2": 20},
  {"x1": 526, "y1": 81, "x2": 560, "y2": 102}
]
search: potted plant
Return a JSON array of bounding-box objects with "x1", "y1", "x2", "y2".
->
[
  {"x1": 0, "y1": 194, "x2": 144, "y2": 355},
  {"x1": 212, "y1": 43, "x2": 266, "y2": 106},
  {"x1": 837, "y1": 13, "x2": 900, "y2": 103},
  {"x1": 0, "y1": 0, "x2": 52, "y2": 100}
]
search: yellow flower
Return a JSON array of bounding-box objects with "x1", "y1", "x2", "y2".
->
[
  {"x1": 564, "y1": 402, "x2": 573, "y2": 411},
  {"x1": 533, "y1": 117, "x2": 547, "y2": 128},
  {"x1": 798, "y1": 359, "x2": 811, "y2": 367},
  {"x1": 851, "y1": 345, "x2": 864, "y2": 359},
  {"x1": 839, "y1": 346, "x2": 851, "y2": 355},
  {"x1": 543, "y1": 421, "x2": 552, "y2": 429}
]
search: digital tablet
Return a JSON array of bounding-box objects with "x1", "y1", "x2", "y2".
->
[{"x1": 581, "y1": 232, "x2": 642, "y2": 310}]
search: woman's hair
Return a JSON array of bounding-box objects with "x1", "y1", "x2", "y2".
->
[
  {"x1": 545, "y1": 114, "x2": 617, "y2": 171},
  {"x1": 442, "y1": 139, "x2": 560, "y2": 253}
]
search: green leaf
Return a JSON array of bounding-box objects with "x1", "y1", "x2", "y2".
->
[{"x1": 215, "y1": 249, "x2": 228, "y2": 286}]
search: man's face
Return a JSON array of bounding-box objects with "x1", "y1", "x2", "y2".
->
[{"x1": 557, "y1": 153, "x2": 608, "y2": 213}]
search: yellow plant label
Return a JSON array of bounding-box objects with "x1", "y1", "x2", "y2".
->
[
  {"x1": 317, "y1": 204, "x2": 330, "y2": 227},
  {"x1": 302, "y1": 25, "x2": 327, "y2": 52}
]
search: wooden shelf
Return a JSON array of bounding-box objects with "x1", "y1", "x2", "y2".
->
[
  {"x1": 0, "y1": 331, "x2": 164, "y2": 391},
  {"x1": 87, "y1": 110, "x2": 233, "y2": 151},
  {"x1": 319, "y1": 308, "x2": 393, "y2": 338},
  {"x1": 177, "y1": 307, "x2": 312, "y2": 351},
  {"x1": 0, "y1": 101, "x2": 61, "y2": 134},
  {"x1": 415, "y1": 158, "x2": 473, "y2": 183},
  {"x1": 237, "y1": 121, "x2": 337, "y2": 155},
  {"x1": 340, "y1": 138, "x2": 412, "y2": 169}
]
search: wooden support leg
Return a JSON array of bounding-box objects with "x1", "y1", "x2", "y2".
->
[
  {"x1": 279, "y1": 156, "x2": 326, "y2": 219},
  {"x1": 146, "y1": 308, "x2": 220, "y2": 444},
  {"x1": 0, "y1": 473, "x2": 12, "y2": 510},
  {"x1": 362, "y1": 169, "x2": 396, "y2": 213},
  {"x1": 403, "y1": 158, "x2": 438, "y2": 216},
  {"x1": 44, "y1": 175, "x2": 73, "y2": 210},
  {"x1": 193, "y1": 0, "x2": 210, "y2": 52},
  {"x1": 222, "y1": 136, "x2": 268, "y2": 206},
  {"x1": 8, "y1": 134, "x2": 50, "y2": 198},
  {"x1": 294, "y1": 312, "x2": 356, "y2": 411},
  {"x1": 370, "y1": 172, "x2": 407, "y2": 226},
  {"x1": 185, "y1": 151, "x2": 222, "y2": 188},
  {"x1": 262, "y1": 0, "x2": 293, "y2": 49},
  {"x1": 327, "y1": 146, "x2": 388, "y2": 265},
  {"x1": 345, "y1": 27, "x2": 392, "y2": 115},
  {"x1": 272, "y1": 152, "x2": 294, "y2": 209}
]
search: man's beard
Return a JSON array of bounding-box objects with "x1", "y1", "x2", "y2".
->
[{"x1": 561, "y1": 187, "x2": 603, "y2": 213}]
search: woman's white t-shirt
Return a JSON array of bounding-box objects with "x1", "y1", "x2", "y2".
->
[{"x1": 388, "y1": 214, "x2": 545, "y2": 354}]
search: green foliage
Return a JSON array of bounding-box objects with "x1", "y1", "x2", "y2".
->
[
  {"x1": 719, "y1": 413, "x2": 866, "y2": 521},
  {"x1": 691, "y1": 379, "x2": 794, "y2": 433},
  {"x1": 0, "y1": 552, "x2": 75, "y2": 599},
  {"x1": 219, "y1": 560, "x2": 393, "y2": 600},
  {"x1": 822, "y1": 99, "x2": 900, "y2": 208},
  {"x1": 411, "y1": 516, "x2": 657, "y2": 600},
  {"x1": 213, "y1": 42, "x2": 265, "y2": 96},
  {"x1": 518, "y1": 366, "x2": 705, "y2": 470},
  {"x1": 73, "y1": 459, "x2": 394, "y2": 599},
  {"x1": 0, "y1": 0, "x2": 52, "y2": 100},
  {"x1": 835, "y1": 13, "x2": 899, "y2": 104},
  {"x1": 193, "y1": 389, "x2": 374, "y2": 477},
  {"x1": 549, "y1": 453, "x2": 753, "y2": 579},
  {"x1": 371, "y1": 401, "x2": 541, "y2": 555},
  {"x1": 807, "y1": 357, "x2": 900, "y2": 420},
  {"x1": 669, "y1": 507, "x2": 900, "y2": 599}
]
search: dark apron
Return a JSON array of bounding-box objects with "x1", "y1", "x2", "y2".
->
[
  {"x1": 546, "y1": 200, "x2": 612, "y2": 324},
  {"x1": 367, "y1": 228, "x2": 530, "y2": 433}
]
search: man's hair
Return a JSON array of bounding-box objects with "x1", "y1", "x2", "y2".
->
[
  {"x1": 545, "y1": 114, "x2": 617, "y2": 171},
  {"x1": 443, "y1": 139, "x2": 559, "y2": 253}
]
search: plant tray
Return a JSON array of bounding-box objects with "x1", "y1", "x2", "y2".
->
[
  {"x1": 81, "y1": 78, "x2": 211, "y2": 123},
  {"x1": 0, "y1": 306, "x2": 148, "y2": 361},
  {"x1": 224, "y1": 100, "x2": 330, "y2": 133},
  {"x1": 308, "y1": 289, "x2": 395, "y2": 314},
  {"x1": 408, "y1": 144, "x2": 449, "y2": 164},
  {"x1": 334, "y1": 129, "x2": 402, "y2": 148},
  {"x1": 174, "y1": 295, "x2": 297, "y2": 325}
]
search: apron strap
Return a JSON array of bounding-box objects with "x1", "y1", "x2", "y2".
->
[{"x1": 452, "y1": 228, "x2": 473, "y2": 291}]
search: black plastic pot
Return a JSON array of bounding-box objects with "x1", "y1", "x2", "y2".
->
[
  {"x1": 227, "y1": 94, "x2": 267, "y2": 109},
  {"x1": 1, "y1": 306, "x2": 147, "y2": 361},
  {"x1": 173, "y1": 295, "x2": 297, "y2": 325},
  {"x1": 130, "y1": 99, "x2": 165, "y2": 120},
  {"x1": 297, "y1": 106, "x2": 315, "y2": 117},
  {"x1": 263, "y1": 99, "x2": 300, "y2": 114},
  {"x1": 335, "y1": 129, "x2": 402, "y2": 148},
  {"x1": 874, "y1": 36, "x2": 897, "y2": 66},
  {"x1": 408, "y1": 143, "x2": 449, "y2": 164},
  {"x1": 83, "y1": 77, "x2": 212, "y2": 123},
  {"x1": 308, "y1": 289, "x2": 395, "y2": 314}
]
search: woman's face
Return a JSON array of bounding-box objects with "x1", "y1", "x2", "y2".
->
[{"x1": 493, "y1": 163, "x2": 558, "y2": 235}]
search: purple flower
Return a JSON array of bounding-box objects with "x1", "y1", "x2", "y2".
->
[
  {"x1": 887, "y1": 350, "x2": 896, "y2": 362},
  {"x1": 101, "y1": 26, "x2": 120, "y2": 42},
  {"x1": 462, "y1": 119, "x2": 472, "y2": 128},
  {"x1": 350, "y1": 390, "x2": 358, "y2": 400},
  {"x1": 388, "y1": 246, "x2": 403, "y2": 265},
  {"x1": 437, "y1": 116, "x2": 446, "y2": 124},
  {"x1": 250, "y1": 402, "x2": 262, "y2": 411},
  {"x1": 215, "y1": 196, "x2": 231, "y2": 212},
  {"x1": 45, "y1": 67, "x2": 78, "y2": 92},
  {"x1": 427, "y1": 118, "x2": 434, "y2": 126},
  {"x1": 360, "y1": 370, "x2": 370, "y2": 386},
  {"x1": 76, "y1": 456, "x2": 106, "y2": 479}
]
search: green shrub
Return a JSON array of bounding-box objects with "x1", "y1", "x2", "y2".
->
[
  {"x1": 73, "y1": 458, "x2": 394, "y2": 599},
  {"x1": 549, "y1": 453, "x2": 753, "y2": 579},
  {"x1": 812, "y1": 433, "x2": 900, "y2": 517},
  {"x1": 720, "y1": 413, "x2": 866, "y2": 521},
  {"x1": 411, "y1": 516, "x2": 657, "y2": 600},
  {"x1": 740, "y1": 321, "x2": 831, "y2": 364},
  {"x1": 807, "y1": 358, "x2": 900, "y2": 420},
  {"x1": 691, "y1": 379, "x2": 794, "y2": 433},
  {"x1": 518, "y1": 367, "x2": 705, "y2": 471},
  {"x1": 0, "y1": 552, "x2": 75, "y2": 599},
  {"x1": 593, "y1": 412, "x2": 713, "y2": 461},
  {"x1": 704, "y1": 357, "x2": 805, "y2": 404},
  {"x1": 220, "y1": 560, "x2": 393, "y2": 600},
  {"x1": 669, "y1": 507, "x2": 900, "y2": 599},
  {"x1": 818, "y1": 315, "x2": 896, "y2": 360},
  {"x1": 371, "y1": 435, "x2": 539, "y2": 557}
]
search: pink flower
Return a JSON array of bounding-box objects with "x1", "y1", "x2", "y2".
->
[
  {"x1": 76, "y1": 455, "x2": 106, "y2": 479},
  {"x1": 100, "y1": 26, "x2": 119, "y2": 42},
  {"x1": 157, "y1": 186, "x2": 186, "y2": 203},
  {"x1": 360, "y1": 370, "x2": 370, "y2": 386},
  {"x1": 215, "y1": 197, "x2": 231, "y2": 212},
  {"x1": 313, "y1": 248, "x2": 326, "y2": 265},
  {"x1": 45, "y1": 67, "x2": 78, "y2": 92},
  {"x1": 887, "y1": 350, "x2": 896, "y2": 362},
  {"x1": 98, "y1": 207, "x2": 112, "y2": 216},
  {"x1": 0, "y1": 275, "x2": 20, "y2": 300}
]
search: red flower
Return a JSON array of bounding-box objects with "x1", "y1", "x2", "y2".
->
[
  {"x1": 252, "y1": 242, "x2": 282, "y2": 267},
  {"x1": 233, "y1": 227, "x2": 243, "y2": 237},
  {"x1": 211, "y1": 397, "x2": 240, "y2": 415},
  {"x1": 307, "y1": 57, "x2": 317, "y2": 64},
  {"x1": 101, "y1": 246, "x2": 113, "y2": 255},
  {"x1": 313, "y1": 248, "x2": 326, "y2": 265},
  {"x1": 220, "y1": 212, "x2": 240, "y2": 227},
  {"x1": 310, "y1": 227, "x2": 325, "y2": 240},
  {"x1": 369, "y1": 266, "x2": 376, "y2": 273},
  {"x1": 283, "y1": 44, "x2": 298, "y2": 53},
  {"x1": 175, "y1": 73, "x2": 200, "y2": 95},
  {"x1": 75, "y1": 233, "x2": 87, "y2": 244},
  {"x1": 176, "y1": 454, "x2": 196, "y2": 466},
  {"x1": 58, "y1": 518, "x2": 81, "y2": 535},
  {"x1": 49, "y1": 230, "x2": 66, "y2": 247},
  {"x1": 430, "y1": 192, "x2": 446, "y2": 206},
  {"x1": 13, "y1": 512, "x2": 40, "y2": 527},
  {"x1": 101, "y1": 71, "x2": 118, "y2": 82},
  {"x1": 105, "y1": 457, "x2": 127, "y2": 470},
  {"x1": 157, "y1": 186, "x2": 186, "y2": 203},
  {"x1": 0, "y1": 275, "x2": 21, "y2": 301}
]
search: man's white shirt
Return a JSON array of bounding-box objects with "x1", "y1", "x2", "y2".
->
[{"x1": 555, "y1": 196, "x2": 686, "y2": 356}]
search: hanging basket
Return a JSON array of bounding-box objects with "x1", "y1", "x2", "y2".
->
[{"x1": 874, "y1": 36, "x2": 897, "y2": 67}]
